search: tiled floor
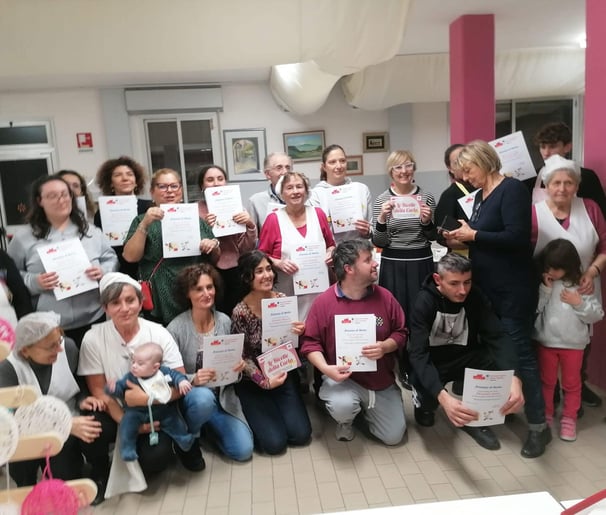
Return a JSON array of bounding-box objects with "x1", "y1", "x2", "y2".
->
[{"x1": 85, "y1": 383, "x2": 606, "y2": 514}]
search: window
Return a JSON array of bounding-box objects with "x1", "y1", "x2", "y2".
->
[
  {"x1": 132, "y1": 113, "x2": 221, "y2": 203},
  {"x1": 496, "y1": 98, "x2": 576, "y2": 169}
]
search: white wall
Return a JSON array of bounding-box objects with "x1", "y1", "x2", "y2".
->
[{"x1": 0, "y1": 89, "x2": 108, "y2": 183}]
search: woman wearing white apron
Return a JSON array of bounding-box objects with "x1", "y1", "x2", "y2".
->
[{"x1": 258, "y1": 171, "x2": 336, "y2": 321}]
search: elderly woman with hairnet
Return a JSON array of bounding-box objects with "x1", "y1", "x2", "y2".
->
[{"x1": 0, "y1": 311, "x2": 106, "y2": 502}]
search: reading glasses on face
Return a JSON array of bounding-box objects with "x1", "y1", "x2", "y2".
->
[
  {"x1": 392, "y1": 162, "x2": 415, "y2": 172},
  {"x1": 42, "y1": 191, "x2": 71, "y2": 201},
  {"x1": 155, "y1": 183, "x2": 181, "y2": 192}
]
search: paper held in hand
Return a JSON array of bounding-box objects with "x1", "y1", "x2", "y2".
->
[
  {"x1": 204, "y1": 185, "x2": 246, "y2": 237},
  {"x1": 489, "y1": 131, "x2": 536, "y2": 181},
  {"x1": 261, "y1": 296, "x2": 299, "y2": 352},
  {"x1": 98, "y1": 195, "x2": 138, "y2": 246},
  {"x1": 257, "y1": 341, "x2": 301, "y2": 380},
  {"x1": 391, "y1": 195, "x2": 422, "y2": 220},
  {"x1": 462, "y1": 368, "x2": 514, "y2": 427},
  {"x1": 199, "y1": 333, "x2": 245, "y2": 387},
  {"x1": 37, "y1": 238, "x2": 98, "y2": 300},
  {"x1": 160, "y1": 203, "x2": 202, "y2": 258},
  {"x1": 327, "y1": 184, "x2": 363, "y2": 234},
  {"x1": 334, "y1": 314, "x2": 377, "y2": 372},
  {"x1": 291, "y1": 242, "x2": 329, "y2": 296}
]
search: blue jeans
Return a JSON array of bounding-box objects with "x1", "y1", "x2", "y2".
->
[
  {"x1": 235, "y1": 372, "x2": 311, "y2": 455},
  {"x1": 205, "y1": 407, "x2": 254, "y2": 462},
  {"x1": 179, "y1": 386, "x2": 217, "y2": 434},
  {"x1": 500, "y1": 316, "x2": 546, "y2": 427}
]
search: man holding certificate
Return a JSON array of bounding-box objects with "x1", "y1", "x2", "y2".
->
[
  {"x1": 301, "y1": 239, "x2": 407, "y2": 444},
  {"x1": 407, "y1": 253, "x2": 526, "y2": 453}
]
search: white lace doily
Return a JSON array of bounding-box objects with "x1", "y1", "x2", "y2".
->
[
  {"x1": 14, "y1": 396, "x2": 71, "y2": 443},
  {"x1": 0, "y1": 406, "x2": 18, "y2": 466}
]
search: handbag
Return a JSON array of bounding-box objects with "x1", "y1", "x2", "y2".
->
[{"x1": 139, "y1": 258, "x2": 164, "y2": 312}]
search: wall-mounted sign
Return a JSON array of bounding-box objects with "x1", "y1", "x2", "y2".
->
[{"x1": 76, "y1": 132, "x2": 93, "y2": 151}]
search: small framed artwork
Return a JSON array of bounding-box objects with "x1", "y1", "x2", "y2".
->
[
  {"x1": 223, "y1": 128, "x2": 267, "y2": 181},
  {"x1": 363, "y1": 132, "x2": 389, "y2": 153},
  {"x1": 283, "y1": 130, "x2": 325, "y2": 162},
  {"x1": 346, "y1": 155, "x2": 364, "y2": 176}
]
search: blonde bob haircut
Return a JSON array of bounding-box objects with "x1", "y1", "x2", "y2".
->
[
  {"x1": 386, "y1": 150, "x2": 416, "y2": 173},
  {"x1": 456, "y1": 140, "x2": 501, "y2": 175}
]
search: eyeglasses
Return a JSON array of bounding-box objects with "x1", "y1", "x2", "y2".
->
[
  {"x1": 267, "y1": 164, "x2": 291, "y2": 172},
  {"x1": 392, "y1": 162, "x2": 415, "y2": 172},
  {"x1": 154, "y1": 183, "x2": 182, "y2": 192},
  {"x1": 41, "y1": 191, "x2": 71, "y2": 202},
  {"x1": 37, "y1": 335, "x2": 65, "y2": 352}
]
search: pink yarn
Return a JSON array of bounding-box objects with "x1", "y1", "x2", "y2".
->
[{"x1": 20, "y1": 454, "x2": 80, "y2": 515}]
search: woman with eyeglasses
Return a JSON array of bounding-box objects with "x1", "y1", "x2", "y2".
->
[
  {"x1": 309, "y1": 144, "x2": 372, "y2": 243},
  {"x1": 93, "y1": 156, "x2": 153, "y2": 278},
  {"x1": 57, "y1": 169, "x2": 96, "y2": 222},
  {"x1": 197, "y1": 164, "x2": 257, "y2": 315},
  {"x1": 0, "y1": 312, "x2": 106, "y2": 502},
  {"x1": 372, "y1": 150, "x2": 436, "y2": 325},
  {"x1": 122, "y1": 168, "x2": 219, "y2": 326},
  {"x1": 443, "y1": 141, "x2": 548, "y2": 459},
  {"x1": 8, "y1": 175, "x2": 118, "y2": 347}
]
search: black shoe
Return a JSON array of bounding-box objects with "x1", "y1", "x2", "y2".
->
[
  {"x1": 91, "y1": 479, "x2": 107, "y2": 506},
  {"x1": 460, "y1": 426, "x2": 500, "y2": 450},
  {"x1": 414, "y1": 407, "x2": 435, "y2": 427},
  {"x1": 399, "y1": 371, "x2": 413, "y2": 391},
  {"x1": 582, "y1": 384, "x2": 602, "y2": 407},
  {"x1": 176, "y1": 441, "x2": 206, "y2": 472},
  {"x1": 451, "y1": 380, "x2": 463, "y2": 396},
  {"x1": 521, "y1": 427, "x2": 552, "y2": 458}
]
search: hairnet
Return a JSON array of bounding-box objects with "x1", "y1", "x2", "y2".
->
[
  {"x1": 99, "y1": 272, "x2": 141, "y2": 294},
  {"x1": 15, "y1": 311, "x2": 61, "y2": 351}
]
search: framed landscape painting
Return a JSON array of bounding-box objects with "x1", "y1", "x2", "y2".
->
[
  {"x1": 283, "y1": 130, "x2": 325, "y2": 162},
  {"x1": 223, "y1": 128, "x2": 267, "y2": 181}
]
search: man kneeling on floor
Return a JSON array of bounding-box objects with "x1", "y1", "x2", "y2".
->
[
  {"x1": 301, "y1": 239, "x2": 407, "y2": 444},
  {"x1": 408, "y1": 252, "x2": 524, "y2": 450}
]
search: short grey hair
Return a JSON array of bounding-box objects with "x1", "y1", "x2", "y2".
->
[
  {"x1": 100, "y1": 282, "x2": 143, "y2": 306},
  {"x1": 436, "y1": 252, "x2": 472, "y2": 276},
  {"x1": 264, "y1": 152, "x2": 292, "y2": 171},
  {"x1": 333, "y1": 239, "x2": 374, "y2": 281}
]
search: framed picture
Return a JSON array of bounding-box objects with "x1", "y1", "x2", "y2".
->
[
  {"x1": 346, "y1": 155, "x2": 364, "y2": 176},
  {"x1": 223, "y1": 128, "x2": 267, "y2": 181},
  {"x1": 283, "y1": 130, "x2": 325, "y2": 162},
  {"x1": 363, "y1": 132, "x2": 389, "y2": 153}
]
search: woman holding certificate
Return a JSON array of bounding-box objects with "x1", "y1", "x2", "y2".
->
[
  {"x1": 309, "y1": 144, "x2": 372, "y2": 242},
  {"x1": 258, "y1": 171, "x2": 336, "y2": 321},
  {"x1": 8, "y1": 175, "x2": 118, "y2": 347},
  {"x1": 122, "y1": 168, "x2": 219, "y2": 326},
  {"x1": 197, "y1": 165, "x2": 257, "y2": 315},
  {"x1": 167, "y1": 263, "x2": 254, "y2": 462},
  {"x1": 444, "y1": 140, "x2": 548, "y2": 459},
  {"x1": 93, "y1": 156, "x2": 153, "y2": 278},
  {"x1": 231, "y1": 250, "x2": 311, "y2": 455}
]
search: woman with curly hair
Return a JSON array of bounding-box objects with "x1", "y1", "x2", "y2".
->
[{"x1": 93, "y1": 156, "x2": 153, "y2": 277}]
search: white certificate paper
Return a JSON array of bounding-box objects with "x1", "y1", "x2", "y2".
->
[
  {"x1": 204, "y1": 185, "x2": 246, "y2": 237},
  {"x1": 261, "y1": 296, "x2": 299, "y2": 351},
  {"x1": 291, "y1": 242, "x2": 329, "y2": 296},
  {"x1": 257, "y1": 341, "x2": 301, "y2": 380},
  {"x1": 37, "y1": 239, "x2": 97, "y2": 300},
  {"x1": 327, "y1": 184, "x2": 363, "y2": 234},
  {"x1": 457, "y1": 189, "x2": 480, "y2": 220},
  {"x1": 334, "y1": 314, "x2": 377, "y2": 372},
  {"x1": 201, "y1": 333, "x2": 245, "y2": 388},
  {"x1": 160, "y1": 203, "x2": 202, "y2": 258},
  {"x1": 489, "y1": 131, "x2": 536, "y2": 181},
  {"x1": 462, "y1": 368, "x2": 514, "y2": 427},
  {"x1": 391, "y1": 195, "x2": 422, "y2": 219},
  {"x1": 98, "y1": 195, "x2": 138, "y2": 246}
]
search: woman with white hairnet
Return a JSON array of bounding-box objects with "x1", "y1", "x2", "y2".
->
[{"x1": 0, "y1": 311, "x2": 106, "y2": 503}]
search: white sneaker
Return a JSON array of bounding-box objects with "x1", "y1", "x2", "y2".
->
[{"x1": 335, "y1": 423, "x2": 354, "y2": 441}]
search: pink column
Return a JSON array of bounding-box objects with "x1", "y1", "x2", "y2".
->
[
  {"x1": 449, "y1": 15, "x2": 495, "y2": 144},
  {"x1": 584, "y1": 0, "x2": 606, "y2": 390}
]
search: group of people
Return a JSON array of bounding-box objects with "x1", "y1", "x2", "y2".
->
[{"x1": 0, "y1": 121, "x2": 604, "y2": 505}]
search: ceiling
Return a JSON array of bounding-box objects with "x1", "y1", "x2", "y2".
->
[{"x1": 0, "y1": 0, "x2": 586, "y2": 113}]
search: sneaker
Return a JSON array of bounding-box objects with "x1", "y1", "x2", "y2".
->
[
  {"x1": 335, "y1": 423, "x2": 354, "y2": 441},
  {"x1": 460, "y1": 426, "x2": 500, "y2": 450},
  {"x1": 560, "y1": 416, "x2": 577, "y2": 442},
  {"x1": 582, "y1": 384, "x2": 602, "y2": 407},
  {"x1": 176, "y1": 440, "x2": 206, "y2": 471},
  {"x1": 521, "y1": 427, "x2": 552, "y2": 458}
]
